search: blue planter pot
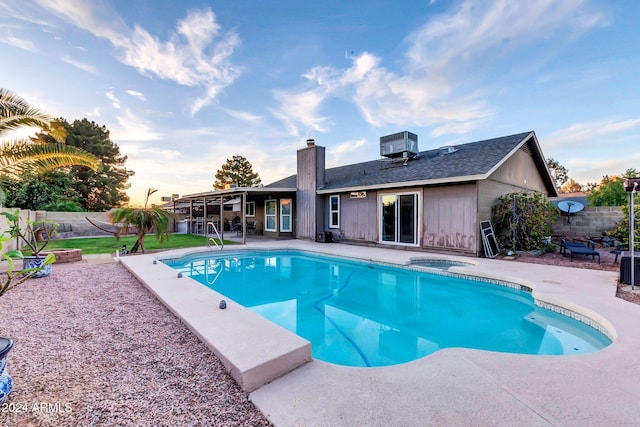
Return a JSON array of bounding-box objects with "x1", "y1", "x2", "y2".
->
[
  {"x1": 0, "y1": 337, "x2": 14, "y2": 404},
  {"x1": 22, "y1": 256, "x2": 52, "y2": 278}
]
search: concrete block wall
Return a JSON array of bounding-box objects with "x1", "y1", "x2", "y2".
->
[
  {"x1": 552, "y1": 206, "x2": 623, "y2": 238},
  {"x1": 35, "y1": 211, "x2": 112, "y2": 237},
  {"x1": 0, "y1": 208, "x2": 36, "y2": 253}
]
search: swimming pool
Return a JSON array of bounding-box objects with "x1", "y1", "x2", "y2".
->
[{"x1": 163, "y1": 250, "x2": 611, "y2": 367}]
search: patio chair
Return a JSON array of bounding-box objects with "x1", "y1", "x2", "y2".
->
[
  {"x1": 231, "y1": 218, "x2": 243, "y2": 235},
  {"x1": 560, "y1": 239, "x2": 587, "y2": 256},
  {"x1": 564, "y1": 240, "x2": 600, "y2": 264},
  {"x1": 246, "y1": 221, "x2": 256, "y2": 234}
]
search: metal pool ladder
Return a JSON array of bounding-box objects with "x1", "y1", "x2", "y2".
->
[{"x1": 206, "y1": 221, "x2": 224, "y2": 250}]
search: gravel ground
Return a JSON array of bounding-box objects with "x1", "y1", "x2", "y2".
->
[
  {"x1": 1, "y1": 248, "x2": 638, "y2": 426},
  {"x1": 0, "y1": 260, "x2": 271, "y2": 427}
]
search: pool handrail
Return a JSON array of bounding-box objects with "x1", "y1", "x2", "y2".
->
[{"x1": 206, "y1": 221, "x2": 224, "y2": 250}]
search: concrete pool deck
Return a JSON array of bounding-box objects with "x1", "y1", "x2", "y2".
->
[{"x1": 121, "y1": 241, "x2": 640, "y2": 426}]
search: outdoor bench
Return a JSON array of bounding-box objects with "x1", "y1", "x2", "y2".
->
[{"x1": 561, "y1": 239, "x2": 600, "y2": 264}]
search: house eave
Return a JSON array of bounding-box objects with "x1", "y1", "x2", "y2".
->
[
  {"x1": 316, "y1": 175, "x2": 487, "y2": 194},
  {"x1": 177, "y1": 187, "x2": 296, "y2": 202}
]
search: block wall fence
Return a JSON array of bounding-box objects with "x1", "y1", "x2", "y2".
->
[
  {"x1": 551, "y1": 206, "x2": 624, "y2": 239},
  {"x1": 0, "y1": 209, "x2": 111, "y2": 255}
]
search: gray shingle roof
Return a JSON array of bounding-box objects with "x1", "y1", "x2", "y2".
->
[{"x1": 266, "y1": 131, "x2": 549, "y2": 192}]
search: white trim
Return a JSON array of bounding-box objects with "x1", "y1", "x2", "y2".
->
[
  {"x1": 316, "y1": 175, "x2": 485, "y2": 194},
  {"x1": 329, "y1": 195, "x2": 340, "y2": 229},
  {"x1": 265, "y1": 199, "x2": 277, "y2": 232},
  {"x1": 378, "y1": 191, "x2": 420, "y2": 247},
  {"x1": 280, "y1": 198, "x2": 292, "y2": 232},
  {"x1": 245, "y1": 201, "x2": 256, "y2": 217},
  {"x1": 179, "y1": 187, "x2": 296, "y2": 200}
]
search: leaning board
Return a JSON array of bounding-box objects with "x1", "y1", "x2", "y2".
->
[{"x1": 480, "y1": 220, "x2": 500, "y2": 258}]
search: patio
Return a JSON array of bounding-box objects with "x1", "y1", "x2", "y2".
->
[
  {"x1": 121, "y1": 240, "x2": 640, "y2": 426},
  {"x1": 2, "y1": 241, "x2": 639, "y2": 426}
]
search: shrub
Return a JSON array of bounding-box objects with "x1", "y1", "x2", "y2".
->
[
  {"x1": 609, "y1": 204, "x2": 640, "y2": 248},
  {"x1": 492, "y1": 192, "x2": 558, "y2": 251}
]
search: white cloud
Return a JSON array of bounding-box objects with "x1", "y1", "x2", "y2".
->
[
  {"x1": 37, "y1": 1, "x2": 241, "y2": 115},
  {"x1": 543, "y1": 118, "x2": 640, "y2": 149},
  {"x1": 272, "y1": 89, "x2": 332, "y2": 136},
  {"x1": 106, "y1": 90, "x2": 120, "y2": 109},
  {"x1": 110, "y1": 109, "x2": 164, "y2": 142},
  {"x1": 219, "y1": 107, "x2": 263, "y2": 123},
  {"x1": 272, "y1": 0, "x2": 606, "y2": 137},
  {"x1": 85, "y1": 107, "x2": 100, "y2": 118},
  {"x1": 61, "y1": 55, "x2": 98, "y2": 74},
  {"x1": 0, "y1": 30, "x2": 35, "y2": 51},
  {"x1": 327, "y1": 138, "x2": 366, "y2": 166},
  {"x1": 126, "y1": 90, "x2": 146, "y2": 101}
]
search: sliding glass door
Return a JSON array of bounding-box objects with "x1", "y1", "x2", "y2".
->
[{"x1": 380, "y1": 193, "x2": 418, "y2": 245}]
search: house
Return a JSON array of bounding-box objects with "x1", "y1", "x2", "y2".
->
[{"x1": 174, "y1": 131, "x2": 557, "y2": 256}]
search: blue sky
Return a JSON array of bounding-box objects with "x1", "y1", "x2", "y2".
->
[{"x1": 1, "y1": 0, "x2": 639, "y2": 205}]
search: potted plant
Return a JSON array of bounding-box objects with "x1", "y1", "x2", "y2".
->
[
  {"x1": 0, "y1": 232, "x2": 54, "y2": 403},
  {"x1": 1, "y1": 210, "x2": 57, "y2": 278}
]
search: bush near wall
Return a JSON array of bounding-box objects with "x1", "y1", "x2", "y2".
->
[{"x1": 492, "y1": 192, "x2": 558, "y2": 251}]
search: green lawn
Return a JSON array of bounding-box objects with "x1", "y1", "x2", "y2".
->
[{"x1": 41, "y1": 234, "x2": 231, "y2": 255}]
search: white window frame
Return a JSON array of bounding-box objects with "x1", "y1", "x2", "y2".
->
[
  {"x1": 329, "y1": 195, "x2": 340, "y2": 228},
  {"x1": 245, "y1": 201, "x2": 255, "y2": 217},
  {"x1": 265, "y1": 199, "x2": 277, "y2": 232},
  {"x1": 280, "y1": 198, "x2": 292, "y2": 232},
  {"x1": 378, "y1": 191, "x2": 419, "y2": 247}
]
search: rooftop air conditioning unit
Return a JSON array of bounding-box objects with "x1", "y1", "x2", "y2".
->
[{"x1": 380, "y1": 131, "x2": 418, "y2": 159}]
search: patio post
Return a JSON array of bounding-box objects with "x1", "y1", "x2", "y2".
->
[
  {"x1": 624, "y1": 178, "x2": 639, "y2": 289},
  {"x1": 632, "y1": 189, "x2": 635, "y2": 290}
]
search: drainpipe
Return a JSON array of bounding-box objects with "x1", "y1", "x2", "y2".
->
[{"x1": 242, "y1": 192, "x2": 247, "y2": 245}]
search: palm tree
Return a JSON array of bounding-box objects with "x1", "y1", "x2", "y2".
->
[
  {"x1": 0, "y1": 88, "x2": 99, "y2": 180},
  {"x1": 109, "y1": 189, "x2": 173, "y2": 253}
]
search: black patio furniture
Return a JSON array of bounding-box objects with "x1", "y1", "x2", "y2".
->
[{"x1": 561, "y1": 239, "x2": 600, "y2": 264}]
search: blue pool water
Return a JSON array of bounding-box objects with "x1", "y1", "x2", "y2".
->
[{"x1": 163, "y1": 250, "x2": 612, "y2": 367}]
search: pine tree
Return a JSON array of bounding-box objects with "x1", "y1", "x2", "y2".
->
[
  {"x1": 546, "y1": 158, "x2": 569, "y2": 190},
  {"x1": 213, "y1": 155, "x2": 262, "y2": 190},
  {"x1": 36, "y1": 118, "x2": 134, "y2": 211}
]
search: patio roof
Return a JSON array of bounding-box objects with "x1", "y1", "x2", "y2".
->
[{"x1": 175, "y1": 186, "x2": 296, "y2": 203}]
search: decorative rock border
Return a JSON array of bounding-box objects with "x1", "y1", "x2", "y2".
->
[{"x1": 40, "y1": 249, "x2": 83, "y2": 263}]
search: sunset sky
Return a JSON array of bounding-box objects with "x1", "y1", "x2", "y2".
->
[{"x1": 1, "y1": 0, "x2": 638, "y2": 205}]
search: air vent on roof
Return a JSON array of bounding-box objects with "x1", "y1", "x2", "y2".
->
[
  {"x1": 438, "y1": 146, "x2": 457, "y2": 155},
  {"x1": 380, "y1": 131, "x2": 418, "y2": 159}
]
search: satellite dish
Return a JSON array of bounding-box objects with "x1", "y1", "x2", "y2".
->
[{"x1": 557, "y1": 200, "x2": 584, "y2": 223}]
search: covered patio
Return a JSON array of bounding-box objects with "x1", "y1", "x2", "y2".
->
[{"x1": 168, "y1": 186, "x2": 296, "y2": 244}]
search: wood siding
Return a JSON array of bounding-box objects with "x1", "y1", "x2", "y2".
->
[
  {"x1": 423, "y1": 184, "x2": 477, "y2": 253},
  {"x1": 296, "y1": 145, "x2": 325, "y2": 239},
  {"x1": 476, "y1": 146, "x2": 553, "y2": 254},
  {"x1": 332, "y1": 192, "x2": 378, "y2": 241},
  {"x1": 488, "y1": 147, "x2": 547, "y2": 193}
]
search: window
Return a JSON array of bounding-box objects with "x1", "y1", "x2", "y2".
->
[
  {"x1": 265, "y1": 200, "x2": 276, "y2": 231},
  {"x1": 245, "y1": 201, "x2": 255, "y2": 217},
  {"x1": 379, "y1": 192, "x2": 418, "y2": 245},
  {"x1": 280, "y1": 198, "x2": 292, "y2": 232},
  {"x1": 329, "y1": 195, "x2": 340, "y2": 228}
]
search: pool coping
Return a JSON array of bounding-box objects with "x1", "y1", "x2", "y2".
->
[
  {"x1": 122, "y1": 241, "x2": 640, "y2": 426},
  {"x1": 119, "y1": 250, "x2": 312, "y2": 392}
]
